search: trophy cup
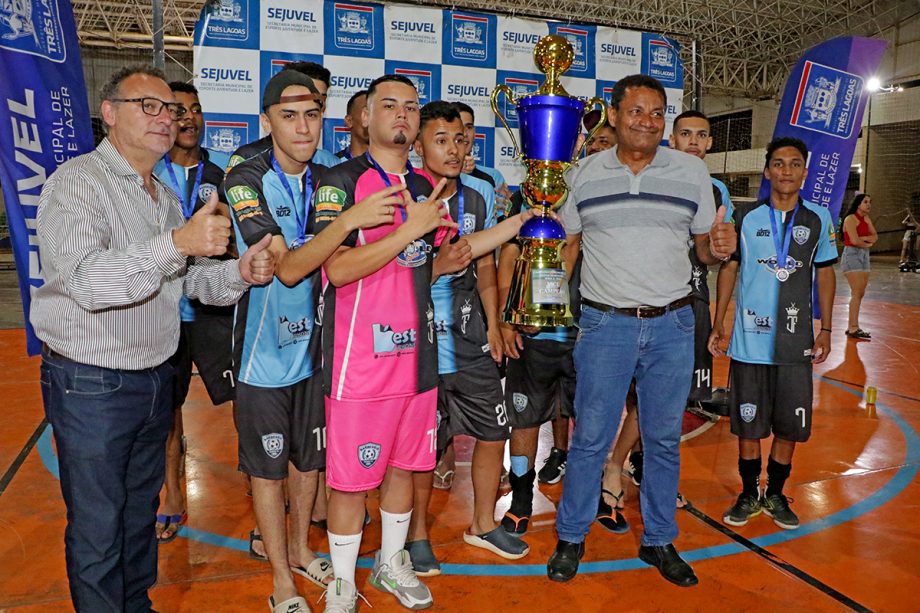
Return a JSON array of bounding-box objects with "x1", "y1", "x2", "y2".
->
[{"x1": 492, "y1": 34, "x2": 607, "y2": 327}]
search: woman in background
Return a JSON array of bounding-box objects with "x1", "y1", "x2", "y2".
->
[{"x1": 841, "y1": 194, "x2": 877, "y2": 339}]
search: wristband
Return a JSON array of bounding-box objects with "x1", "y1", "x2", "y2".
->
[{"x1": 820, "y1": 327, "x2": 832, "y2": 333}]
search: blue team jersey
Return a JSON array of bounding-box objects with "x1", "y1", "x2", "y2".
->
[
  {"x1": 712, "y1": 177, "x2": 731, "y2": 208},
  {"x1": 153, "y1": 147, "x2": 232, "y2": 322},
  {"x1": 313, "y1": 147, "x2": 341, "y2": 168},
  {"x1": 223, "y1": 150, "x2": 325, "y2": 387},
  {"x1": 430, "y1": 180, "x2": 496, "y2": 374},
  {"x1": 728, "y1": 199, "x2": 838, "y2": 365},
  {"x1": 478, "y1": 165, "x2": 506, "y2": 189}
]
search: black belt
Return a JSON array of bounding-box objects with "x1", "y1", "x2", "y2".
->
[{"x1": 581, "y1": 295, "x2": 694, "y2": 319}]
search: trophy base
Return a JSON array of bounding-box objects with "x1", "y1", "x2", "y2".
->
[{"x1": 504, "y1": 308, "x2": 573, "y2": 328}]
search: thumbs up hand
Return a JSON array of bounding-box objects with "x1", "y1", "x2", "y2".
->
[
  {"x1": 240, "y1": 233, "x2": 276, "y2": 285},
  {"x1": 709, "y1": 205, "x2": 736, "y2": 261},
  {"x1": 173, "y1": 190, "x2": 232, "y2": 257}
]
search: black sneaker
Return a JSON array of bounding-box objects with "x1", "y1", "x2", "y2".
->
[
  {"x1": 722, "y1": 492, "x2": 762, "y2": 527},
  {"x1": 501, "y1": 468, "x2": 535, "y2": 536},
  {"x1": 761, "y1": 493, "x2": 799, "y2": 530},
  {"x1": 537, "y1": 448, "x2": 567, "y2": 484},
  {"x1": 626, "y1": 451, "x2": 643, "y2": 487}
]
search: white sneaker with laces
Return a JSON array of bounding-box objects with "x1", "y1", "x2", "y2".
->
[{"x1": 369, "y1": 549, "x2": 433, "y2": 610}]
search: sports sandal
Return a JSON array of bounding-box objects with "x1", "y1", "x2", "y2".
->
[
  {"x1": 249, "y1": 529, "x2": 268, "y2": 562},
  {"x1": 156, "y1": 511, "x2": 187, "y2": 544},
  {"x1": 291, "y1": 557, "x2": 335, "y2": 588},
  {"x1": 268, "y1": 595, "x2": 308, "y2": 613}
]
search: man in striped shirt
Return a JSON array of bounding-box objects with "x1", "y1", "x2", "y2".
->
[{"x1": 31, "y1": 66, "x2": 274, "y2": 613}]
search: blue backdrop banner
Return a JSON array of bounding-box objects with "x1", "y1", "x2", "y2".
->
[
  {"x1": 0, "y1": 0, "x2": 94, "y2": 355},
  {"x1": 760, "y1": 36, "x2": 887, "y2": 222}
]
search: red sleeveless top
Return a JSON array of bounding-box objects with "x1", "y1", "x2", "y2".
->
[{"x1": 844, "y1": 212, "x2": 870, "y2": 247}]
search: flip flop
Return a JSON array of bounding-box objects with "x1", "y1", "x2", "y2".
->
[
  {"x1": 291, "y1": 557, "x2": 334, "y2": 589},
  {"x1": 156, "y1": 511, "x2": 187, "y2": 544},
  {"x1": 597, "y1": 491, "x2": 629, "y2": 534},
  {"x1": 249, "y1": 529, "x2": 268, "y2": 562},
  {"x1": 433, "y1": 468, "x2": 455, "y2": 490}
]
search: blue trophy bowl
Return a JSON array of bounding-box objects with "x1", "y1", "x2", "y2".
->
[
  {"x1": 518, "y1": 95, "x2": 586, "y2": 162},
  {"x1": 520, "y1": 215, "x2": 566, "y2": 241}
]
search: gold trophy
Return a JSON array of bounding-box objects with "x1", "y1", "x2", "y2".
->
[{"x1": 492, "y1": 35, "x2": 606, "y2": 327}]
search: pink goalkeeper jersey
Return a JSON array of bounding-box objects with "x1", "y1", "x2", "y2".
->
[{"x1": 313, "y1": 155, "x2": 450, "y2": 401}]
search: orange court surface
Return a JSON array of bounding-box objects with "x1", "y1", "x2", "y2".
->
[{"x1": 0, "y1": 262, "x2": 918, "y2": 612}]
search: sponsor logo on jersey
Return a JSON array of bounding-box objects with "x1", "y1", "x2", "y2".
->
[
  {"x1": 333, "y1": 3, "x2": 375, "y2": 51},
  {"x1": 358, "y1": 442, "x2": 381, "y2": 468},
  {"x1": 792, "y1": 225, "x2": 810, "y2": 245},
  {"x1": 743, "y1": 309, "x2": 772, "y2": 334},
  {"x1": 512, "y1": 392, "x2": 528, "y2": 413},
  {"x1": 647, "y1": 39, "x2": 677, "y2": 82},
  {"x1": 372, "y1": 324, "x2": 418, "y2": 355},
  {"x1": 435, "y1": 319, "x2": 449, "y2": 337},
  {"x1": 0, "y1": 0, "x2": 66, "y2": 62},
  {"x1": 785, "y1": 303, "x2": 800, "y2": 334},
  {"x1": 791, "y1": 61, "x2": 862, "y2": 139},
  {"x1": 756, "y1": 228, "x2": 771, "y2": 237},
  {"x1": 198, "y1": 183, "x2": 218, "y2": 203},
  {"x1": 756, "y1": 255, "x2": 803, "y2": 279},
  {"x1": 275, "y1": 205, "x2": 291, "y2": 217},
  {"x1": 461, "y1": 213, "x2": 476, "y2": 235},
  {"x1": 205, "y1": 0, "x2": 249, "y2": 42},
  {"x1": 691, "y1": 266, "x2": 703, "y2": 292},
  {"x1": 262, "y1": 433, "x2": 284, "y2": 458},
  {"x1": 460, "y1": 299, "x2": 473, "y2": 334},
  {"x1": 450, "y1": 13, "x2": 489, "y2": 63},
  {"x1": 314, "y1": 185, "x2": 346, "y2": 221},
  {"x1": 278, "y1": 315, "x2": 311, "y2": 348},
  {"x1": 739, "y1": 403, "x2": 757, "y2": 423},
  {"x1": 227, "y1": 184, "x2": 261, "y2": 220}
]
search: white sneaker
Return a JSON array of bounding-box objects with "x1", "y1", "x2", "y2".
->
[
  {"x1": 321, "y1": 578, "x2": 358, "y2": 613},
  {"x1": 369, "y1": 549, "x2": 433, "y2": 610}
]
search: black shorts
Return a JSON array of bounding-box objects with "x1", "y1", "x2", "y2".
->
[
  {"x1": 688, "y1": 299, "x2": 713, "y2": 403},
  {"x1": 169, "y1": 318, "x2": 235, "y2": 409},
  {"x1": 437, "y1": 360, "x2": 509, "y2": 450},
  {"x1": 729, "y1": 360, "x2": 813, "y2": 442},
  {"x1": 236, "y1": 375, "x2": 326, "y2": 479},
  {"x1": 505, "y1": 336, "x2": 576, "y2": 429}
]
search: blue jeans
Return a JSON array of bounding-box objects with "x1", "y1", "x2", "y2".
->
[
  {"x1": 40, "y1": 348, "x2": 173, "y2": 613},
  {"x1": 556, "y1": 304, "x2": 694, "y2": 546}
]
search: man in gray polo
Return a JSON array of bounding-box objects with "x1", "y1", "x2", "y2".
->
[{"x1": 546, "y1": 74, "x2": 736, "y2": 587}]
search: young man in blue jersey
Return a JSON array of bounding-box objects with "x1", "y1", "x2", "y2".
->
[
  {"x1": 709, "y1": 137, "x2": 837, "y2": 530},
  {"x1": 152, "y1": 81, "x2": 235, "y2": 543},
  {"x1": 335, "y1": 90, "x2": 369, "y2": 161},
  {"x1": 227, "y1": 62, "x2": 341, "y2": 171},
  {"x1": 455, "y1": 102, "x2": 513, "y2": 216},
  {"x1": 408, "y1": 101, "x2": 528, "y2": 572},
  {"x1": 223, "y1": 70, "x2": 400, "y2": 613}
]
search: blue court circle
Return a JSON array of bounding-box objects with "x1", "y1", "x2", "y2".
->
[{"x1": 36, "y1": 377, "x2": 919, "y2": 576}]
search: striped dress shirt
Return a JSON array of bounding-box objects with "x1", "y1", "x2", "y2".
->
[{"x1": 31, "y1": 138, "x2": 249, "y2": 370}]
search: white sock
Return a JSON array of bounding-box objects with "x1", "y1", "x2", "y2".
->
[
  {"x1": 379, "y1": 509, "x2": 412, "y2": 564},
  {"x1": 327, "y1": 530, "x2": 362, "y2": 587}
]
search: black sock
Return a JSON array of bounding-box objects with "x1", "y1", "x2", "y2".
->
[
  {"x1": 739, "y1": 457, "x2": 762, "y2": 497},
  {"x1": 765, "y1": 457, "x2": 792, "y2": 498}
]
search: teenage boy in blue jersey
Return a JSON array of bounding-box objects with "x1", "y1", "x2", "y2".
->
[{"x1": 709, "y1": 137, "x2": 837, "y2": 531}]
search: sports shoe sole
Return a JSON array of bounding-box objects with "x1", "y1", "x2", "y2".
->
[
  {"x1": 722, "y1": 508, "x2": 761, "y2": 527},
  {"x1": 369, "y1": 576, "x2": 432, "y2": 610},
  {"x1": 763, "y1": 509, "x2": 799, "y2": 530},
  {"x1": 463, "y1": 531, "x2": 530, "y2": 560}
]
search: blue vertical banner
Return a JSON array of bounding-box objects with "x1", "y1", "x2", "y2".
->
[
  {"x1": 760, "y1": 36, "x2": 887, "y2": 222},
  {"x1": 0, "y1": 0, "x2": 94, "y2": 355}
]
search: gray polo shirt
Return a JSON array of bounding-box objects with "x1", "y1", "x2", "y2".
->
[{"x1": 560, "y1": 146, "x2": 715, "y2": 308}]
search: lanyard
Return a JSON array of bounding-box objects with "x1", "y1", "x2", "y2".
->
[
  {"x1": 365, "y1": 152, "x2": 417, "y2": 221},
  {"x1": 271, "y1": 152, "x2": 312, "y2": 248},
  {"x1": 768, "y1": 198, "x2": 801, "y2": 282},
  {"x1": 162, "y1": 154, "x2": 204, "y2": 219},
  {"x1": 453, "y1": 175, "x2": 466, "y2": 235},
  {"x1": 342, "y1": 147, "x2": 353, "y2": 160}
]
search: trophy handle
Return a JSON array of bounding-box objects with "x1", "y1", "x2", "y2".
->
[
  {"x1": 573, "y1": 97, "x2": 608, "y2": 163},
  {"x1": 491, "y1": 84, "x2": 521, "y2": 158}
]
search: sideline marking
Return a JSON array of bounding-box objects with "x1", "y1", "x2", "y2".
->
[{"x1": 34, "y1": 378, "x2": 918, "y2": 577}]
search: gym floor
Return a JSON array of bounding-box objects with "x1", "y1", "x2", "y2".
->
[{"x1": 0, "y1": 259, "x2": 917, "y2": 612}]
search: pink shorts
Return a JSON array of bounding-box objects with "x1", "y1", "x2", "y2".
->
[{"x1": 325, "y1": 389, "x2": 437, "y2": 492}]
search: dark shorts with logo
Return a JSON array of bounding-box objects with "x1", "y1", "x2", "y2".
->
[
  {"x1": 236, "y1": 376, "x2": 326, "y2": 479},
  {"x1": 689, "y1": 298, "x2": 714, "y2": 403},
  {"x1": 505, "y1": 337, "x2": 576, "y2": 429},
  {"x1": 729, "y1": 359, "x2": 813, "y2": 443},
  {"x1": 437, "y1": 359, "x2": 509, "y2": 450},
  {"x1": 169, "y1": 317, "x2": 236, "y2": 409}
]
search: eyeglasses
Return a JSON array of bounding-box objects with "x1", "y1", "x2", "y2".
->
[{"x1": 110, "y1": 97, "x2": 183, "y2": 120}]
